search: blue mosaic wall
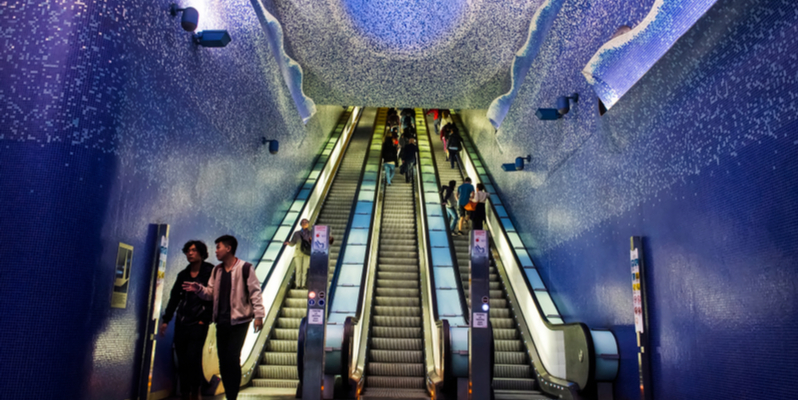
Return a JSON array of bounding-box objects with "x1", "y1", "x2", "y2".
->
[
  {"x1": 460, "y1": 0, "x2": 797, "y2": 398},
  {"x1": 0, "y1": 0, "x2": 341, "y2": 398}
]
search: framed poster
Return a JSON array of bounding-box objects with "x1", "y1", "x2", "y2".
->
[{"x1": 112, "y1": 242, "x2": 134, "y2": 308}]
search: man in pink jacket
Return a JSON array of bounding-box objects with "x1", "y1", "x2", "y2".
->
[{"x1": 183, "y1": 235, "x2": 264, "y2": 400}]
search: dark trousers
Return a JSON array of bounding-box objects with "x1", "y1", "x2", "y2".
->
[
  {"x1": 216, "y1": 322, "x2": 249, "y2": 400},
  {"x1": 174, "y1": 323, "x2": 209, "y2": 396},
  {"x1": 450, "y1": 151, "x2": 461, "y2": 169}
]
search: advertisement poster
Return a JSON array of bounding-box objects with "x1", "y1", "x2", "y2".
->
[
  {"x1": 151, "y1": 231, "x2": 169, "y2": 320},
  {"x1": 112, "y1": 243, "x2": 134, "y2": 308}
]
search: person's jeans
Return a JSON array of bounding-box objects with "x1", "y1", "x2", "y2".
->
[
  {"x1": 450, "y1": 151, "x2": 461, "y2": 169},
  {"x1": 293, "y1": 253, "x2": 311, "y2": 288},
  {"x1": 404, "y1": 160, "x2": 416, "y2": 183},
  {"x1": 446, "y1": 207, "x2": 458, "y2": 231},
  {"x1": 216, "y1": 322, "x2": 249, "y2": 400},
  {"x1": 384, "y1": 163, "x2": 396, "y2": 184},
  {"x1": 174, "y1": 323, "x2": 209, "y2": 396}
]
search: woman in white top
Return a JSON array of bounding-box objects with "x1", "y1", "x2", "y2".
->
[{"x1": 470, "y1": 183, "x2": 489, "y2": 230}]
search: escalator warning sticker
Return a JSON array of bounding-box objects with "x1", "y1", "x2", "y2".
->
[
  {"x1": 309, "y1": 308, "x2": 324, "y2": 325},
  {"x1": 473, "y1": 312, "x2": 488, "y2": 328}
]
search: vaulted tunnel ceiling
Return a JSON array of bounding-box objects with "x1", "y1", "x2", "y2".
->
[{"x1": 268, "y1": 0, "x2": 546, "y2": 108}]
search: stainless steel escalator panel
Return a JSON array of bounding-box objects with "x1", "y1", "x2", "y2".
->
[{"x1": 250, "y1": 109, "x2": 377, "y2": 391}]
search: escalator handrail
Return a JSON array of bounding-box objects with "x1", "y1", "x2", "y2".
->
[
  {"x1": 347, "y1": 156, "x2": 385, "y2": 392},
  {"x1": 452, "y1": 113, "x2": 593, "y2": 395},
  {"x1": 411, "y1": 119, "x2": 445, "y2": 394},
  {"x1": 239, "y1": 107, "x2": 362, "y2": 385},
  {"x1": 326, "y1": 109, "x2": 381, "y2": 313},
  {"x1": 421, "y1": 110, "x2": 471, "y2": 326}
]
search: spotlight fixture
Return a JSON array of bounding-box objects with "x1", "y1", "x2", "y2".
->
[
  {"x1": 170, "y1": 4, "x2": 199, "y2": 32},
  {"x1": 194, "y1": 30, "x2": 232, "y2": 48},
  {"x1": 536, "y1": 92, "x2": 580, "y2": 120},
  {"x1": 501, "y1": 154, "x2": 531, "y2": 172},
  {"x1": 261, "y1": 137, "x2": 279, "y2": 154}
]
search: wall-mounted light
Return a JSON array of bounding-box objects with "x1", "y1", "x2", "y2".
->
[
  {"x1": 171, "y1": 4, "x2": 232, "y2": 48},
  {"x1": 501, "y1": 154, "x2": 531, "y2": 172},
  {"x1": 536, "y1": 93, "x2": 580, "y2": 120},
  {"x1": 170, "y1": 4, "x2": 199, "y2": 32},
  {"x1": 261, "y1": 137, "x2": 279, "y2": 154}
]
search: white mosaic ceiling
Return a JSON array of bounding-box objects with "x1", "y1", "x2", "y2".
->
[{"x1": 269, "y1": 0, "x2": 546, "y2": 108}]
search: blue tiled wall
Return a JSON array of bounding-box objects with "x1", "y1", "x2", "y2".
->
[
  {"x1": 0, "y1": 0, "x2": 341, "y2": 399},
  {"x1": 460, "y1": 0, "x2": 797, "y2": 398}
]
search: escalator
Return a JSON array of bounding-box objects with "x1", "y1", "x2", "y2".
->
[
  {"x1": 361, "y1": 125, "x2": 429, "y2": 399},
  {"x1": 426, "y1": 113, "x2": 546, "y2": 398},
  {"x1": 251, "y1": 108, "x2": 379, "y2": 391}
]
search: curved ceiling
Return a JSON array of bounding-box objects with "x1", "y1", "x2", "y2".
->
[{"x1": 270, "y1": 0, "x2": 545, "y2": 108}]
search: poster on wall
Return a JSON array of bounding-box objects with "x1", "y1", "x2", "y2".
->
[
  {"x1": 112, "y1": 243, "x2": 134, "y2": 308},
  {"x1": 151, "y1": 229, "x2": 170, "y2": 320}
]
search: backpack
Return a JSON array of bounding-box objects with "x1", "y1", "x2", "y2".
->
[{"x1": 214, "y1": 263, "x2": 252, "y2": 299}]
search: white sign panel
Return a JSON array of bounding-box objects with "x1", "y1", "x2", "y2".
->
[
  {"x1": 472, "y1": 230, "x2": 487, "y2": 258},
  {"x1": 630, "y1": 248, "x2": 644, "y2": 333},
  {"x1": 472, "y1": 312, "x2": 488, "y2": 328},
  {"x1": 308, "y1": 308, "x2": 324, "y2": 325},
  {"x1": 312, "y1": 225, "x2": 328, "y2": 254}
]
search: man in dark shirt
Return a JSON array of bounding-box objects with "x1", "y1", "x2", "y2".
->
[
  {"x1": 160, "y1": 241, "x2": 214, "y2": 400},
  {"x1": 184, "y1": 235, "x2": 264, "y2": 400},
  {"x1": 400, "y1": 137, "x2": 419, "y2": 183}
]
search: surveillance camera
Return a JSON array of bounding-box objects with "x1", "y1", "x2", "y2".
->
[
  {"x1": 268, "y1": 140, "x2": 279, "y2": 155},
  {"x1": 536, "y1": 108, "x2": 562, "y2": 121},
  {"x1": 557, "y1": 93, "x2": 579, "y2": 115}
]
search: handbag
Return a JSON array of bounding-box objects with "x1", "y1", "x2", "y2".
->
[{"x1": 464, "y1": 201, "x2": 477, "y2": 212}]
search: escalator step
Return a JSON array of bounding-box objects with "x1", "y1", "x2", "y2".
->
[
  {"x1": 369, "y1": 349, "x2": 423, "y2": 363},
  {"x1": 376, "y1": 279, "x2": 419, "y2": 288},
  {"x1": 377, "y1": 271, "x2": 419, "y2": 281},
  {"x1": 494, "y1": 364, "x2": 531, "y2": 379},
  {"x1": 373, "y1": 306, "x2": 421, "y2": 316},
  {"x1": 272, "y1": 328, "x2": 299, "y2": 340},
  {"x1": 376, "y1": 288, "x2": 419, "y2": 297},
  {"x1": 251, "y1": 379, "x2": 299, "y2": 388},
  {"x1": 367, "y1": 362, "x2": 425, "y2": 377},
  {"x1": 493, "y1": 329, "x2": 519, "y2": 340},
  {"x1": 492, "y1": 378, "x2": 538, "y2": 391},
  {"x1": 372, "y1": 326, "x2": 421, "y2": 338},
  {"x1": 364, "y1": 376, "x2": 426, "y2": 390},
  {"x1": 276, "y1": 317, "x2": 302, "y2": 329},
  {"x1": 379, "y1": 257, "x2": 418, "y2": 265},
  {"x1": 258, "y1": 365, "x2": 298, "y2": 379},
  {"x1": 370, "y1": 337, "x2": 422, "y2": 350},
  {"x1": 376, "y1": 264, "x2": 418, "y2": 273},
  {"x1": 283, "y1": 298, "x2": 308, "y2": 308},
  {"x1": 267, "y1": 340, "x2": 297, "y2": 352},
  {"x1": 375, "y1": 297, "x2": 421, "y2": 307},
  {"x1": 373, "y1": 316, "x2": 421, "y2": 327},
  {"x1": 281, "y1": 308, "x2": 308, "y2": 318},
  {"x1": 495, "y1": 351, "x2": 527, "y2": 365},
  {"x1": 262, "y1": 352, "x2": 296, "y2": 365},
  {"x1": 495, "y1": 340, "x2": 524, "y2": 352},
  {"x1": 288, "y1": 289, "x2": 308, "y2": 298}
]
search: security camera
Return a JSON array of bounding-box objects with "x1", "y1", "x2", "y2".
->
[
  {"x1": 501, "y1": 155, "x2": 531, "y2": 172},
  {"x1": 262, "y1": 137, "x2": 279, "y2": 154},
  {"x1": 170, "y1": 5, "x2": 199, "y2": 32},
  {"x1": 557, "y1": 93, "x2": 579, "y2": 115}
]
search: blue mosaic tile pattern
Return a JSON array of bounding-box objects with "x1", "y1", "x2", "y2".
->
[
  {"x1": 0, "y1": 0, "x2": 342, "y2": 398},
  {"x1": 459, "y1": 0, "x2": 797, "y2": 398}
]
